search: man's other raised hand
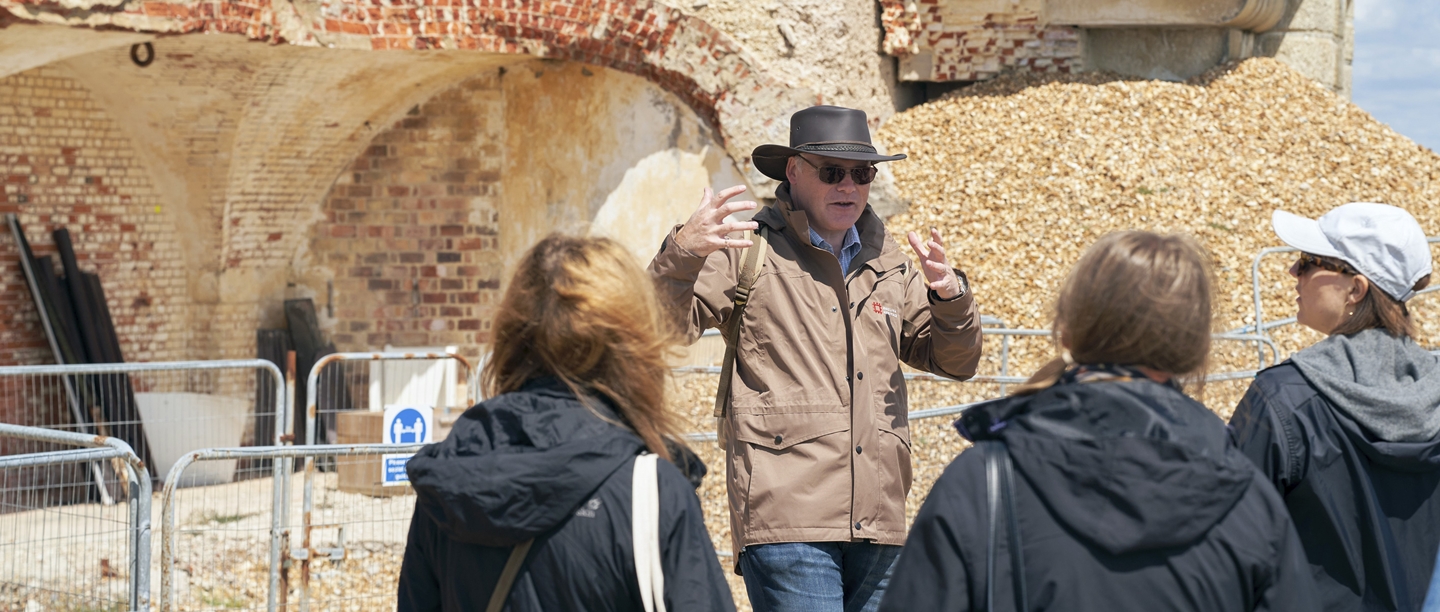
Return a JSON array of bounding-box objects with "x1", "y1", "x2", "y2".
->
[
  {"x1": 907, "y1": 227, "x2": 962, "y2": 300},
  {"x1": 674, "y1": 186, "x2": 761, "y2": 258}
]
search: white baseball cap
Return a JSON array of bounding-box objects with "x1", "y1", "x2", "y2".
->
[{"x1": 1272, "y1": 202, "x2": 1433, "y2": 302}]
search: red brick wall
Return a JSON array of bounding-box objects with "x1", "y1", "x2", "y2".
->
[
  {"x1": 879, "y1": 0, "x2": 1083, "y2": 81},
  {"x1": 0, "y1": 67, "x2": 188, "y2": 373},
  {"x1": 311, "y1": 75, "x2": 504, "y2": 357}
]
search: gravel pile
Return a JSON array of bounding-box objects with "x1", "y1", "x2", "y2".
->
[
  {"x1": 878, "y1": 58, "x2": 1440, "y2": 360},
  {"x1": 683, "y1": 58, "x2": 1440, "y2": 606}
]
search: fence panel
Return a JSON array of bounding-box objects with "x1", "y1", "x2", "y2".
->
[
  {"x1": 0, "y1": 424, "x2": 149, "y2": 612},
  {"x1": 291, "y1": 353, "x2": 472, "y2": 612},
  {"x1": 304, "y1": 353, "x2": 473, "y2": 449},
  {"x1": 0, "y1": 361, "x2": 286, "y2": 499},
  {"x1": 158, "y1": 444, "x2": 423, "y2": 612},
  {"x1": 159, "y1": 450, "x2": 288, "y2": 612}
]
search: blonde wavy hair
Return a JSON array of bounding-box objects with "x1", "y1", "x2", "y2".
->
[{"x1": 482, "y1": 234, "x2": 684, "y2": 461}]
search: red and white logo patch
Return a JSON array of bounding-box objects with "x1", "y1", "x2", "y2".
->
[{"x1": 871, "y1": 301, "x2": 899, "y2": 318}]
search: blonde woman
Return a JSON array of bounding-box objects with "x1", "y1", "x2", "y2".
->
[
  {"x1": 1231, "y1": 203, "x2": 1439, "y2": 612},
  {"x1": 880, "y1": 231, "x2": 1316, "y2": 611},
  {"x1": 398, "y1": 235, "x2": 735, "y2": 612}
]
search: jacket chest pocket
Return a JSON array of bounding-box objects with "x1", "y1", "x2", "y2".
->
[{"x1": 855, "y1": 270, "x2": 906, "y2": 356}]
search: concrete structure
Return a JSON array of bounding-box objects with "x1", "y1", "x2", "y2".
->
[
  {"x1": 880, "y1": 0, "x2": 1353, "y2": 93},
  {"x1": 0, "y1": 0, "x2": 1354, "y2": 373}
]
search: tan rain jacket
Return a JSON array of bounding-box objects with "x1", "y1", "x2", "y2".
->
[{"x1": 649, "y1": 183, "x2": 983, "y2": 562}]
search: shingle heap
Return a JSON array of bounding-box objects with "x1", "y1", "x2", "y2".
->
[{"x1": 879, "y1": 57, "x2": 1440, "y2": 369}]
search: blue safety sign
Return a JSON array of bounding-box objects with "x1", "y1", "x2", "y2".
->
[{"x1": 382, "y1": 405, "x2": 433, "y2": 486}]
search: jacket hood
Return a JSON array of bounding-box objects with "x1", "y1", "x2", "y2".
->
[
  {"x1": 1291, "y1": 328, "x2": 1440, "y2": 445},
  {"x1": 405, "y1": 378, "x2": 647, "y2": 546},
  {"x1": 958, "y1": 376, "x2": 1253, "y2": 555}
]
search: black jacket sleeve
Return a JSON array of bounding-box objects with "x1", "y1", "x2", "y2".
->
[
  {"x1": 1253, "y1": 479, "x2": 1321, "y2": 611},
  {"x1": 398, "y1": 504, "x2": 442, "y2": 612},
  {"x1": 879, "y1": 451, "x2": 980, "y2": 612},
  {"x1": 658, "y1": 460, "x2": 737, "y2": 612},
  {"x1": 1229, "y1": 375, "x2": 1305, "y2": 494}
]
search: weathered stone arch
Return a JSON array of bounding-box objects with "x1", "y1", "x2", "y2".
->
[{"x1": 2, "y1": 0, "x2": 813, "y2": 187}]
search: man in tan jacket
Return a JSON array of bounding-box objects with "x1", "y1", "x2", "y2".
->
[{"x1": 649, "y1": 105, "x2": 983, "y2": 611}]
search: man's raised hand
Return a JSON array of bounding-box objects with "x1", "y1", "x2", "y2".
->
[
  {"x1": 907, "y1": 227, "x2": 962, "y2": 300},
  {"x1": 674, "y1": 186, "x2": 761, "y2": 258}
]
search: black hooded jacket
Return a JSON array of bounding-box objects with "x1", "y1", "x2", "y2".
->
[
  {"x1": 398, "y1": 378, "x2": 735, "y2": 612},
  {"x1": 1230, "y1": 360, "x2": 1440, "y2": 612},
  {"x1": 879, "y1": 370, "x2": 1317, "y2": 611}
]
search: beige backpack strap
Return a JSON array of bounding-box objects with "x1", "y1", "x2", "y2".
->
[
  {"x1": 485, "y1": 539, "x2": 534, "y2": 612},
  {"x1": 712, "y1": 226, "x2": 769, "y2": 445},
  {"x1": 632, "y1": 453, "x2": 666, "y2": 612}
]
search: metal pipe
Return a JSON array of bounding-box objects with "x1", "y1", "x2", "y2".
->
[
  {"x1": 0, "y1": 444, "x2": 131, "y2": 468},
  {"x1": 0, "y1": 358, "x2": 284, "y2": 377}
]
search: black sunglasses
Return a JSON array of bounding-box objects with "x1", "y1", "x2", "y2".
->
[
  {"x1": 795, "y1": 155, "x2": 878, "y2": 185},
  {"x1": 1296, "y1": 252, "x2": 1356, "y2": 275}
]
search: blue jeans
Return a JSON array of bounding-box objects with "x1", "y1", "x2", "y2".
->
[{"x1": 739, "y1": 542, "x2": 900, "y2": 612}]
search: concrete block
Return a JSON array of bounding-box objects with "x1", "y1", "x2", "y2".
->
[
  {"x1": 1083, "y1": 28, "x2": 1227, "y2": 81},
  {"x1": 1282, "y1": 0, "x2": 1342, "y2": 33},
  {"x1": 1256, "y1": 31, "x2": 1339, "y2": 89}
]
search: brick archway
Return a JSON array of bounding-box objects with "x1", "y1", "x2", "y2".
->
[{"x1": 0, "y1": 0, "x2": 812, "y2": 184}]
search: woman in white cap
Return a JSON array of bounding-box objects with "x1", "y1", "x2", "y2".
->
[{"x1": 1230, "y1": 202, "x2": 1440, "y2": 612}]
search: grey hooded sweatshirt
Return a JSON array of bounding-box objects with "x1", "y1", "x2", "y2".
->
[{"x1": 1291, "y1": 328, "x2": 1440, "y2": 442}]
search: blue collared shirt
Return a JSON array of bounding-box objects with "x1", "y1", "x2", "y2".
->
[{"x1": 810, "y1": 225, "x2": 862, "y2": 275}]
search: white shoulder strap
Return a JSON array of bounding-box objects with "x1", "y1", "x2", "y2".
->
[{"x1": 632, "y1": 453, "x2": 666, "y2": 612}]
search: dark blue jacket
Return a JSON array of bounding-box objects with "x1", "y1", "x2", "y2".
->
[
  {"x1": 881, "y1": 371, "x2": 1316, "y2": 611},
  {"x1": 1230, "y1": 362, "x2": 1440, "y2": 612},
  {"x1": 398, "y1": 378, "x2": 735, "y2": 612}
]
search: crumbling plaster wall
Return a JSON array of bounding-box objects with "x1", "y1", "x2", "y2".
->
[
  {"x1": 661, "y1": 0, "x2": 900, "y2": 125},
  {"x1": 500, "y1": 59, "x2": 745, "y2": 268},
  {"x1": 656, "y1": 0, "x2": 915, "y2": 213},
  {"x1": 299, "y1": 61, "x2": 742, "y2": 356}
]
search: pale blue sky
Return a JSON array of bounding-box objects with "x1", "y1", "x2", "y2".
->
[{"x1": 1352, "y1": 0, "x2": 1440, "y2": 152}]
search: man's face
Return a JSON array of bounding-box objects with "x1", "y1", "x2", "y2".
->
[{"x1": 785, "y1": 154, "x2": 871, "y2": 235}]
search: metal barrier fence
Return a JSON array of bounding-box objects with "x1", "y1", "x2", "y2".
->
[
  {"x1": 0, "y1": 423, "x2": 150, "y2": 612},
  {"x1": 0, "y1": 361, "x2": 286, "y2": 504},
  {"x1": 159, "y1": 444, "x2": 423, "y2": 612},
  {"x1": 676, "y1": 327, "x2": 1274, "y2": 442},
  {"x1": 304, "y1": 352, "x2": 474, "y2": 448}
]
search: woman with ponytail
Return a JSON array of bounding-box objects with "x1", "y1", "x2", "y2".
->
[{"x1": 880, "y1": 231, "x2": 1315, "y2": 611}]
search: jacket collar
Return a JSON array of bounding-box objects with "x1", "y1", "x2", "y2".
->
[{"x1": 761, "y1": 182, "x2": 909, "y2": 275}]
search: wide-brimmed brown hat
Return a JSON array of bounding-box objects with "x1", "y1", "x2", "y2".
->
[{"x1": 751, "y1": 105, "x2": 906, "y2": 182}]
